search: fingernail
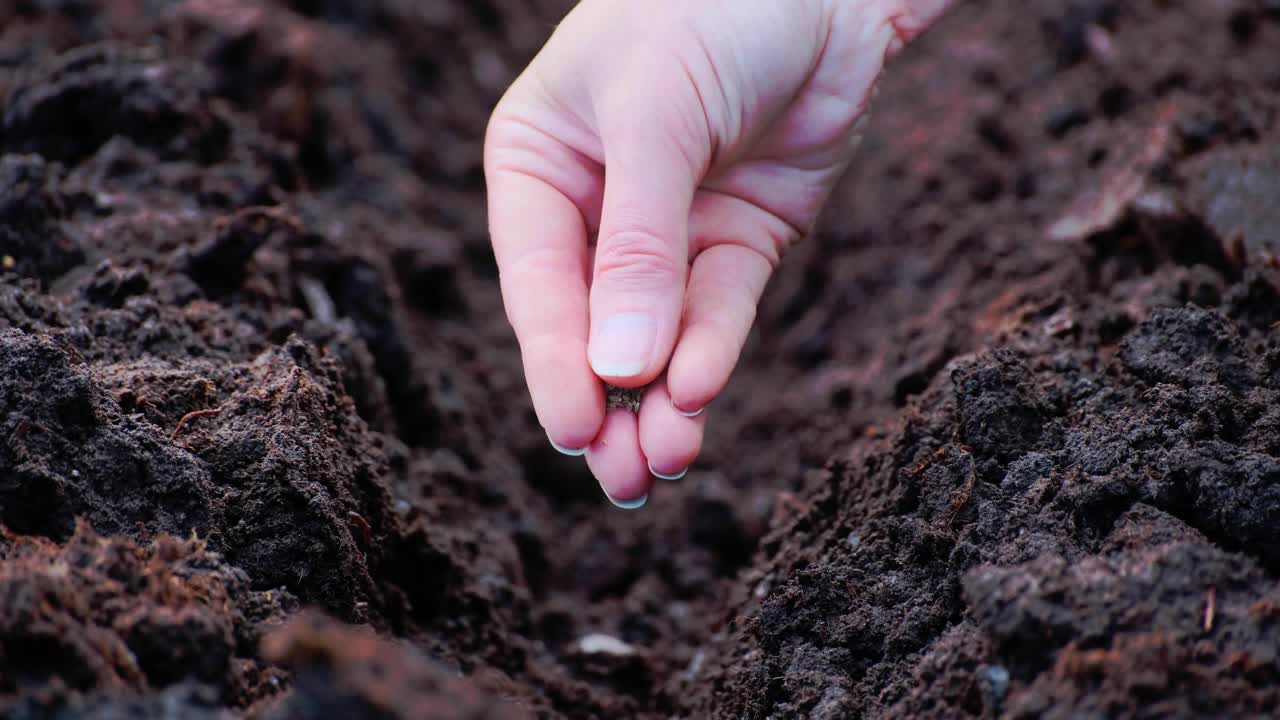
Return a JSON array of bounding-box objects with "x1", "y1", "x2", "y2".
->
[
  {"x1": 547, "y1": 431, "x2": 587, "y2": 457},
  {"x1": 604, "y1": 491, "x2": 648, "y2": 509},
  {"x1": 649, "y1": 463, "x2": 687, "y2": 481},
  {"x1": 590, "y1": 312, "x2": 654, "y2": 378},
  {"x1": 672, "y1": 399, "x2": 704, "y2": 418}
]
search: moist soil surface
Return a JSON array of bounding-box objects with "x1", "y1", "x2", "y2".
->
[{"x1": 2, "y1": 1, "x2": 1279, "y2": 718}]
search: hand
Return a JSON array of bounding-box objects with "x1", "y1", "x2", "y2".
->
[{"x1": 484, "y1": 0, "x2": 952, "y2": 507}]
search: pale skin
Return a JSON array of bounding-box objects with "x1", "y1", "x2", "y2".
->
[{"x1": 485, "y1": 0, "x2": 955, "y2": 507}]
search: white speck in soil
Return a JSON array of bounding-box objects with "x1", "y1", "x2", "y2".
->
[{"x1": 575, "y1": 633, "x2": 637, "y2": 656}]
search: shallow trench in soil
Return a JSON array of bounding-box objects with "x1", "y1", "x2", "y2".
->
[{"x1": 2, "y1": 0, "x2": 1280, "y2": 718}]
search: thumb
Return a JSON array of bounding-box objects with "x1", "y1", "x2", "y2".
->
[{"x1": 588, "y1": 77, "x2": 705, "y2": 385}]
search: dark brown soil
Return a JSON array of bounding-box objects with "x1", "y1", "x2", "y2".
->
[{"x1": 1, "y1": 0, "x2": 1279, "y2": 718}]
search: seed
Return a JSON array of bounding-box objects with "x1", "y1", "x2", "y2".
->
[{"x1": 605, "y1": 384, "x2": 643, "y2": 413}]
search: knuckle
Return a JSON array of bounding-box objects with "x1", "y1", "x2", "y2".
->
[
  {"x1": 484, "y1": 97, "x2": 523, "y2": 147},
  {"x1": 483, "y1": 116, "x2": 537, "y2": 172},
  {"x1": 879, "y1": 0, "x2": 933, "y2": 50},
  {"x1": 595, "y1": 232, "x2": 682, "y2": 289},
  {"x1": 767, "y1": 225, "x2": 802, "y2": 267},
  {"x1": 734, "y1": 213, "x2": 801, "y2": 269}
]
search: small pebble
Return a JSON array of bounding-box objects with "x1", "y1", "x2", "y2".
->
[
  {"x1": 753, "y1": 579, "x2": 770, "y2": 599},
  {"x1": 682, "y1": 649, "x2": 707, "y2": 680},
  {"x1": 981, "y1": 664, "x2": 1011, "y2": 702},
  {"x1": 575, "y1": 633, "x2": 636, "y2": 657}
]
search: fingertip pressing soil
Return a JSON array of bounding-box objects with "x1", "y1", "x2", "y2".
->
[{"x1": 2, "y1": 0, "x2": 1280, "y2": 718}]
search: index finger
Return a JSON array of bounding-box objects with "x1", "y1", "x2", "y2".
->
[{"x1": 487, "y1": 166, "x2": 604, "y2": 451}]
